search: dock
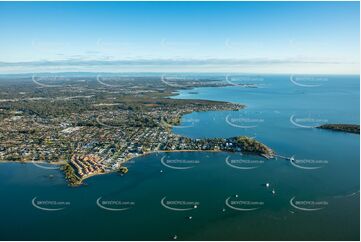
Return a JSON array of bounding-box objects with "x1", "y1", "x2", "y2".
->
[{"x1": 274, "y1": 154, "x2": 294, "y2": 161}]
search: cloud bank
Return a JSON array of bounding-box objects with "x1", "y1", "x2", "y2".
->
[{"x1": 0, "y1": 58, "x2": 358, "y2": 74}]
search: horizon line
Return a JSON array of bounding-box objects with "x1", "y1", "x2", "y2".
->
[{"x1": 0, "y1": 58, "x2": 359, "y2": 75}]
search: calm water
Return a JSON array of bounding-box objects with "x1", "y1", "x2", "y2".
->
[{"x1": 0, "y1": 74, "x2": 359, "y2": 240}]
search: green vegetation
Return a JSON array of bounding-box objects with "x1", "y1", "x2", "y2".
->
[
  {"x1": 235, "y1": 136, "x2": 274, "y2": 156},
  {"x1": 119, "y1": 166, "x2": 128, "y2": 174},
  {"x1": 0, "y1": 75, "x2": 267, "y2": 186},
  {"x1": 61, "y1": 163, "x2": 81, "y2": 186},
  {"x1": 318, "y1": 124, "x2": 360, "y2": 134}
]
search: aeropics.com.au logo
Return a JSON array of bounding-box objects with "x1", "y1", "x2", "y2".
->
[
  {"x1": 161, "y1": 156, "x2": 200, "y2": 170},
  {"x1": 161, "y1": 117, "x2": 200, "y2": 129},
  {"x1": 289, "y1": 196, "x2": 328, "y2": 211},
  {"x1": 225, "y1": 195, "x2": 264, "y2": 211},
  {"x1": 96, "y1": 74, "x2": 135, "y2": 88},
  {"x1": 32, "y1": 197, "x2": 70, "y2": 211},
  {"x1": 161, "y1": 197, "x2": 199, "y2": 211},
  {"x1": 32, "y1": 73, "x2": 80, "y2": 88},
  {"x1": 95, "y1": 113, "x2": 125, "y2": 133},
  {"x1": 289, "y1": 156, "x2": 328, "y2": 170},
  {"x1": 225, "y1": 114, "x2": 264, "y2": 129},
  {"x1": 225, "y1": 155, "x2": 264, "y2": 170},
  {"x1": 173, "y1": 117, "x2": 200, "y2": 129},
  {"x1": 160, "y1": 74, "x2": 192, "y2": 88},
  {"x1": 289, "y1": 114, "x2": 328, "y2": 129},
  {"x1": 225, "y1": 74, "x2": 264, "y2": 88},
  {"x1": 96, "y1": 197, "x2": 135, "y2": 211},
  {"x1": 290, "y1": 75, "x2": 328, "y2": 88},
  {"x1": 31, "y1": 160, "x2": 59, "y2": 170},
  {"x1": 32, "y1": 74, "x2": 64, "y2": 88}
]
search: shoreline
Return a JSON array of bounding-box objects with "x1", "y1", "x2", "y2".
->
[
  {"x1": 0, "y1": 147, "x2": 273, "y2": 185},
  {"x1": 82, "y1": 150, "x2": 229, "y2": 182},
  {"x1": 0, "y1": 159, "x2": 66, "y2": 165},
  {"x1": 317, "y1": 124, "x2": 360, "y2": 134},
  {"x1": 1, "y1": 85, "x2": 265, "y2": 186},
  {"x1": 169, "y1": 86, "x2": 248, "y2": 107},
  {"x1": 0, "y1": 84, "x2": 272, "y2": 186}
]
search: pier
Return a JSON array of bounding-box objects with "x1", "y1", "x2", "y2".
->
[{"x1": 274, "y1": 154, "x2": 294, "y2": 161}]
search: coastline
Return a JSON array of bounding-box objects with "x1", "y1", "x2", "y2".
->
[
  {"x1": 0, "y1": 159, "x2": 66, "y2": 165},
  {"x1": 0, "y1": 85, "x2": 264, "y2": 186},
  {"x1": 0, "y1": 147, "x2": 272, "y2": 185},
  {"x1": 317, "y1": 124, "x2": 360, "y2": 134}
]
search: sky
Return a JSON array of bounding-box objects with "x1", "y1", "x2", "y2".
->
[{"x1": 0, "y1": 1, "x2": 359, "y2": 74}]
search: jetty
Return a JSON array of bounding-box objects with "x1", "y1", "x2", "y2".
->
[{"x1": 274, "y1": 154, "x2": 294, "y2": 161}]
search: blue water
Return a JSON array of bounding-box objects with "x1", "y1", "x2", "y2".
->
[
  {"x1": 173, "y1": 74, "x2": 360, "y2": 194},
  {"x1": 0, "y1": 74, "x2": 359, "y2": 240}
]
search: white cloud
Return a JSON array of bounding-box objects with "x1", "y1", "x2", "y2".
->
[{"x1": 0, "y1": 58, "x2": 358, "y2": 74}]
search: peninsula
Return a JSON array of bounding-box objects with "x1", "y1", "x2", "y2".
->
[
  {"x1": 318, "y1": 124, "x2": 360, "y2": 134},
  {"x1": 0, "y1": 75, "x2": 273, "y2": 186}
]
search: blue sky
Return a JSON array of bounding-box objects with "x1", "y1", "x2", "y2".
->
[{"x1": 0, "y1": 1, "x2": 359, "y2": 74}]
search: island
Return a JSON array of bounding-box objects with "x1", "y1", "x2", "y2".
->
[{"x1": 317, "y1": 124, "x2": 360, "y2": 134}]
